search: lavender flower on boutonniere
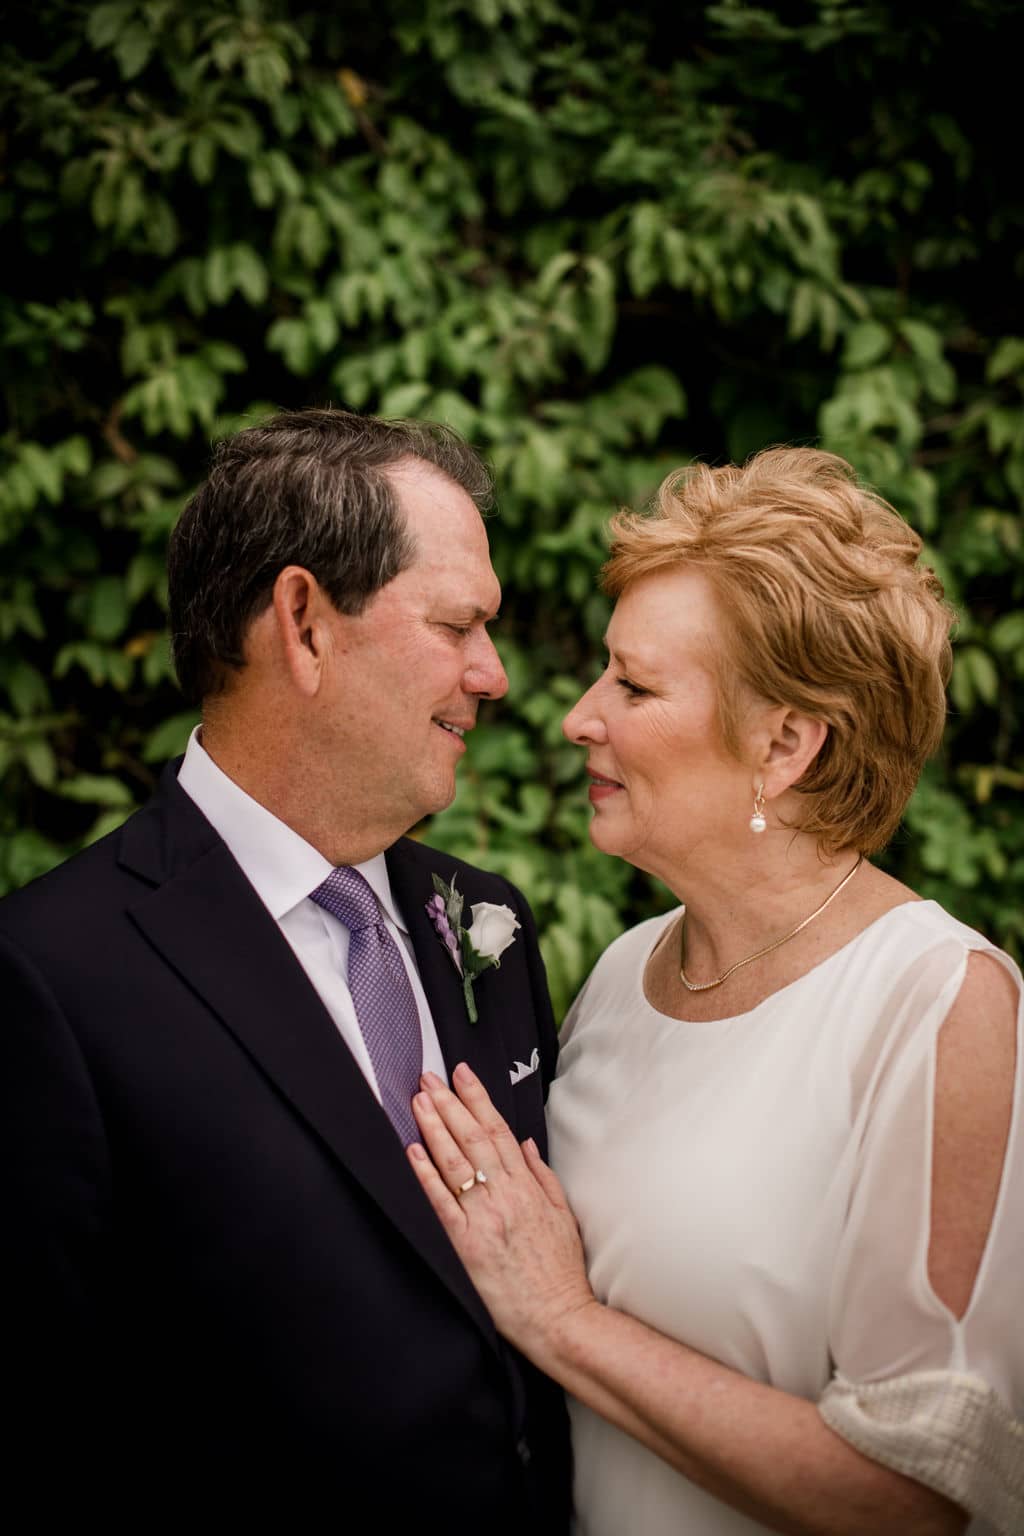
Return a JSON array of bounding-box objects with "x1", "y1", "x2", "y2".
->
[{"x1": 426, "y1": 872, "x2": 521, "y2": 1024}]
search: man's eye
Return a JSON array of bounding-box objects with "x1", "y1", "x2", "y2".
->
[
  {"x1": 445, "y1": 623, "x2": 471, "y2": 636},
  {"x1": 617, "y1": 677, "x2": 646, "y2": 696}
]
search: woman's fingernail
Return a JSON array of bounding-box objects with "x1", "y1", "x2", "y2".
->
[
  {"x1": 454, "y1": 1062, "x2": 477, "y2": 1084},
  {"x1": 407, "y1": 1142, "x2": 426, "y2": 1161},
  {"x1": 422, "y1": 1071, "x2": 443, "y2": 1088},
  {"x1": 413, "y1": 1092, "x2": 431, "y2": 1113}
]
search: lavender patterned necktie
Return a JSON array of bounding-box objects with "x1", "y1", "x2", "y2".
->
[{"x1": 310, "y1": 866, "x2": 423, "y2": 1147}]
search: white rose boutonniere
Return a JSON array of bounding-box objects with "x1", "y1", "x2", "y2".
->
[
  {"x1": 466, "y1": 902, "x2": 520, "y2": 964},
  {"x1": 425, "y1": 874, "x2": 521, "y2": 1023}
]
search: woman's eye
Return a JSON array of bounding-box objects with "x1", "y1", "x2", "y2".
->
[
  {"x1": 445, "y1": 624, "x2": 471, "y2": 636},
  {"x1": 617, "y1": 677, "x2": 646, "y2": 696}
]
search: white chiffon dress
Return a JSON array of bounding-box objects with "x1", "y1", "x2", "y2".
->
[{"x1": 546, "y1": 900, "x2": 1024, "y2": 1536}]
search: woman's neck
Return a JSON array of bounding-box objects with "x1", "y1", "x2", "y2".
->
[
  {"x1": 642, "y1": 850, "x2": 916, "y2": 1023},
  {"x1": 666, "y1": 837, "x2": 863, "y2": 982}
]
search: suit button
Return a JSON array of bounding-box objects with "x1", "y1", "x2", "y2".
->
[{"x1": 516, "y1": 1436, "x2": 532, "y2": 1467}]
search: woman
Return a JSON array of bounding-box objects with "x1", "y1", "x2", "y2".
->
[{"x1": 408, "y1": 448, "x2": 1023, "y2": 1536}]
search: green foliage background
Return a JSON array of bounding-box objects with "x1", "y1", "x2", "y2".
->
[{"x1": 3, "y1": 0, "x2": 1023, "y2": 1016}]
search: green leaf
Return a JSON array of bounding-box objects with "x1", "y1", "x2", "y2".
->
[
  {"x1": 233, "y1": 245, "x2": 268, "y2": 305},
  {"x1": 142, "y1": 711, "x2": 200, "y2": 763},
  {"x1": 842, "y1": 321, "x2": 890, "y2": 369},
  {"x1": 87, "y1": 1, "x2": 132, "y2": 48},
  {"x1": 245, "y1": 46, "x2": 292, "y2": 102},
  {"x1": 126, "y1": 552, "x2": 165, "y2": 604},
  {"x1": 305, "y1": 298, "x2": 338, "y2": 352},
  {"x1": 627, "y1": 202, "x2": 663, "y2": 298},
  {"x1": 190, "y1": 133, "x2": 218, "y2": 184},
  {"x1": 21, "y1": 737, "x2": 57, "y2": 788},
  {"x1": 426, "y1": 390, "x2": 479, "y2": 440},
  {"x1": 266, "y1": 316, "x2": 315, "y2": 375},
  {"x1": 951, "y1": 645, "x2": 999, "y2": 710},
  {"x1": 3, "y1": 661, "x2": 51, "y2": 715},
  {"x1": 379, "y1": 381, "x2": 431, "y2": 416},
  {"x1": 87, "y1": 576, "x2": 129, "y2": 642},
  {"x1": 987, "y1": 337, "x2": 1024, "y2": 383},
  {"x1": 115, "y1": 22, "x2": 154, "y2": 80},
  {"x1": 141, "y1": 630, "x2": 173, "y2": 686},
  {"x1": 528, "y1": 154, "x2": 567, "y2": 208},
  {"x1": 535, "y1": 251, "x2": 578, "y2": 302},
  {"x1": 58, "y1": 773, "x2": 134, "y2": 807},
  {"x1": 203, "y1": 340, "x2": 246, "y2": 374},
  {"x1": 206, "y1": 247, "x2": 233, "y2": 305},
  {"x1": 898, "y1": 318, "x2": 944, "y2": 365},
  {"x1": 20, "y1": 442, "x2": 63, "y2": 502},
  {"x1": 990, "y1": 612, "x2": 1024, "y2": 657},
  {"x1": 788, "y1": 281, "x2": 817, "y2": 342},
  {"x1": 60, "y1": 436, "x2": 92, "y2": 477}
]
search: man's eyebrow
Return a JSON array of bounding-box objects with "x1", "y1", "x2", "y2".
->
[{"x1": 441, "y1": 605, "x2": 500, "y2": 622}]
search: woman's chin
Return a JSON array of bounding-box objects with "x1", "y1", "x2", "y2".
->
[{"x1": 588, "y1": 814, "x2": 633, "y2": 861}]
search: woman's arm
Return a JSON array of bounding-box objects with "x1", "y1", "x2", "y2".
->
[{"x1": 408, "y1": 951, "x2": 1017, "y2": 1536}]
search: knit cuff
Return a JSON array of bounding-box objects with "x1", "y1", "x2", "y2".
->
[{"x1": 819, "y1": 1370, "x2": 1024, "y2": 1535}]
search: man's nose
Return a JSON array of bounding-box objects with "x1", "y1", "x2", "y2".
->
[{"x1": 466, "y1": 632, "x2": 508, "y2": 700}]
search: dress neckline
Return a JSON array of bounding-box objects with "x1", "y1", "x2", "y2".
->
[{"x1": 640, "y1": 897, "x2": 932, "y2": 1026}]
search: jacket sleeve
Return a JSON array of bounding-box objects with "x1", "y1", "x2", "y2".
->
[{"x1": 0, "y1": 930, "x2": 112, "y2": 1458}]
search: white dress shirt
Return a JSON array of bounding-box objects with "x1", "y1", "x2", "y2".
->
[{"x1": 177, "y1": 728, "x2": 448, "y2": 1102}]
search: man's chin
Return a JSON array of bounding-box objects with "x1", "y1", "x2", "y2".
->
[{"x1": 415, "y1": 776, "x2": 457, "y2": 822}]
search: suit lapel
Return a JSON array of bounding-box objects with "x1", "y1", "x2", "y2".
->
[
  {"x1": 386, "y1": 840, "x2": 516, "y2": 1128},
  {"x1": 120, "y1": 775, "x2": 498, "y2": 1347}
]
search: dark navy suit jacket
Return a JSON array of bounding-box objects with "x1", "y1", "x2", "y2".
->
[{"x1": 1, "y1": 763, "x2": 570, "y2": 1529}]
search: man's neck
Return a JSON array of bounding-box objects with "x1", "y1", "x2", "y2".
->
[{"x1": 197, "y1": 723, "x2": 404, "y2": 867}]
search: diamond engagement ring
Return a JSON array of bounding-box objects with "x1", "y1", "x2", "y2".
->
[{"x1": 456, "y1": 1170, "x2": 488, "y2": 1195}]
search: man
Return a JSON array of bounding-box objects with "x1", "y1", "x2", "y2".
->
[{"x1": 2, "y1": 410, "x2": 570, "y2": 1528}]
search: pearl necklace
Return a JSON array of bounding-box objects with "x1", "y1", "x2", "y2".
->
[{"x1": 679, "y1": 855, "x2": 864, "y2": 993}]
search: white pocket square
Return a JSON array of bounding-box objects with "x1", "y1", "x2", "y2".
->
[{"x1": 509, "y1": 1048, "x2": 540, "y2": 1085}]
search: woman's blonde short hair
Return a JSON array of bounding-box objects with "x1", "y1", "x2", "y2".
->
[{"x1": 602, "y1": 446, "x2": 955, "y2": 855}]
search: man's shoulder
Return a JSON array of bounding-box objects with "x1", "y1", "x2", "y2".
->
[
  {"x1": 0, "y1": 766, "x2": 210, "y2": 940},
  {"x1": 0, "y1": 819, "x2": 132, "y2": 931}
]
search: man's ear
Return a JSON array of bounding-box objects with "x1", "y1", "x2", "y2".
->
[
  {"x1": 756, "y1": 706, "x2": 828, "y2": 798},
  {"x1": 270, "y1": 566, "x2": 331, "y2": 697}
]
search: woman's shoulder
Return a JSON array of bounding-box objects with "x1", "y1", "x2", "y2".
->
[
  {"x1": 834, "y1": 898, "x2": 1022, "y2": 1103},
  {"x1": 828, "y1": 898, "x2": 1022, "y2": 1036},
  {"x1": 868, "y1": 898, "x2": 1020, "y2": 980}
]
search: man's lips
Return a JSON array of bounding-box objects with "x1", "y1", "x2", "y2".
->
[{"x1": 434, "y1": 718, "x2": 472, "y2": 740}]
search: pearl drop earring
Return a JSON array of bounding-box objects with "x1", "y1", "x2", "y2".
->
[{"x1": 749, "y1": 783, "x2": 767, "y2": 834}]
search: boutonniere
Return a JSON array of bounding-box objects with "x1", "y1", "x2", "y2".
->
[{"x1": 425, "y1": 872, "x2": 521, "y2": 1024}]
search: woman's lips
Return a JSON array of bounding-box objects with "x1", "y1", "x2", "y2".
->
[{"x1": 588, "y1": 773, "x2": 621, "y2": 803}]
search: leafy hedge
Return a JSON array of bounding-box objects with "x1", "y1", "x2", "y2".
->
[{"x1": 2, "y1": 0, "x2": 1022, "y2": 1016}]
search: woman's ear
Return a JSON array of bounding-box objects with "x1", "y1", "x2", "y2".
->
[
  {"x1": 756, "y1": 706, "x2": 828, "y2": 798},
  {"x1": 270, "y1": 565, "x2": 329, "y2": 697}
]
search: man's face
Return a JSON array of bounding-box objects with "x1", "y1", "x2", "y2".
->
[{"x1": 320, "y1": 460, "x2": 507, "y2": 836}]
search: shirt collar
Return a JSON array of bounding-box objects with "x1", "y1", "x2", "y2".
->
[{"x1": 176, "y1": 728, "x2": 407, "y2": 931}]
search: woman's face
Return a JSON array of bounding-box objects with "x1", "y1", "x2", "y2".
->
[{"x1": 562, "y1": 566, "x2": 753, "y2": 878}]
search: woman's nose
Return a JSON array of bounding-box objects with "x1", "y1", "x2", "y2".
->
[{"x1": 562, "y1": 683, "x2": 606, "y2": 745}]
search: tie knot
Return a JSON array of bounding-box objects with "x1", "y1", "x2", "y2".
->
[{"x1": 309, "y1": 866, "x2": 382, "y2": 932}]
